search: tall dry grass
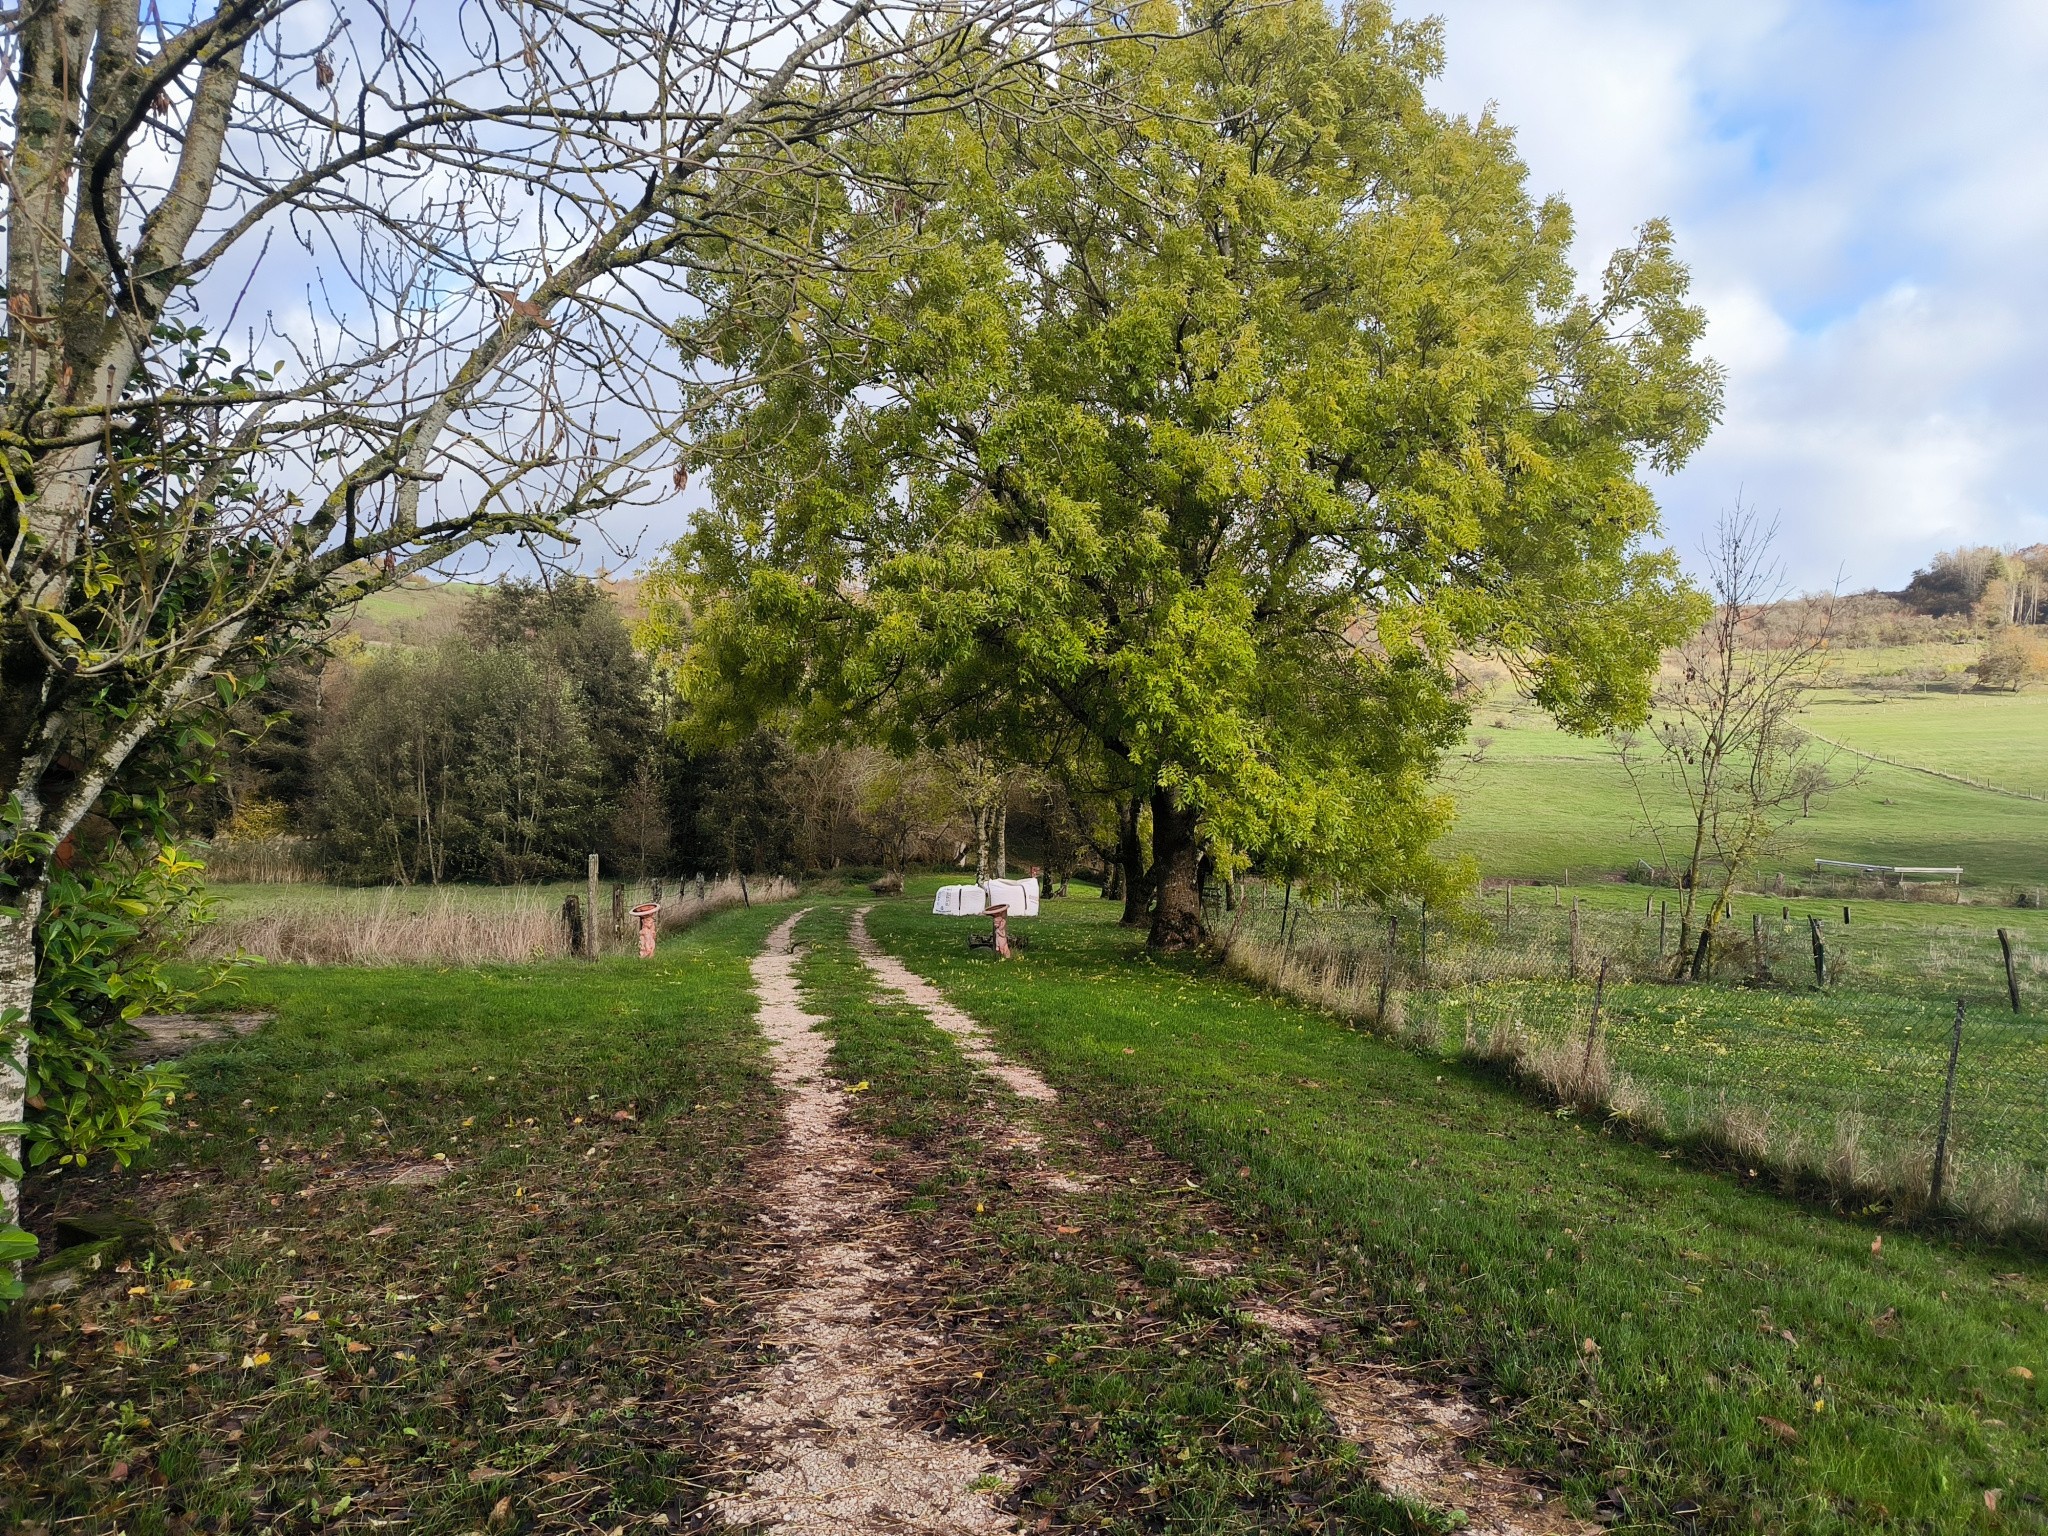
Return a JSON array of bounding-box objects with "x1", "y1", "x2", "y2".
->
[
  {"x1": 189, "y1": 875, "x2": 795, "y2": 966},
  {"x1": 199, "y1": 835, "x2": 320, "y2": 884}
]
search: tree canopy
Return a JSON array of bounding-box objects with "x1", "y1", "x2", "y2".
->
[{"x1": 659, "y1": 0, "x2": 1721, "y2": 947}]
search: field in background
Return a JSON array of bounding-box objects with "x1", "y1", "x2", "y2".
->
[{"x1": 1442, "y1": 643, "x2": 2048, "y2": 888}]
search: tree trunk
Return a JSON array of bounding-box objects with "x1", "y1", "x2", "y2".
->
[
  {"x1": 1146, "y1": 788, "x2": 1206, "y2": 951},
  {"x1": 974, "y1": 804, "x2": 991, "y2": 883},
  {"x1": 1117, "y1": 795, "x2": 1149, "y2": 927},
  {"x1": 997, "y1": 804, "x2": 1007, "y2": 878},
  {"x1": 2, "y1": 893, "x2": 43, "y2": 1255}
]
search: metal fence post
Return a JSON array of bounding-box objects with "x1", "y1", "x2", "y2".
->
[
  {"x1": 1579, "y1": 957, "x2": 1609, "y2": 1087},
  {"x1": 1998, "y1": 928, "x2": 2022, "y2": 1014},
  {"x1": 1930, "y1": 999, "x2": 1965, "y2": 1208}
]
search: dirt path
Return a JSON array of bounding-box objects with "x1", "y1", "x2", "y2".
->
[
  {"x1": 710, "y1": 910, "x2": 1018, "y2": 1534},
  {"x1": 848, "y1": 906, "x2": 1597, "y2": 1536}
]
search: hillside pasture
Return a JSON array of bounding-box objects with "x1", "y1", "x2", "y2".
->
[{"x1": 1442, "y1": 655, "x2": 2048, "y2": 887}]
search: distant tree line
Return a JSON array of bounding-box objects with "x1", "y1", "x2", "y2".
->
[
  {"x1": 1896, "y1": 546, "x2": 2047, "y2": 626},
  {"x1": 203, "y1": 579, "x2": 1107, "y2": 886}
]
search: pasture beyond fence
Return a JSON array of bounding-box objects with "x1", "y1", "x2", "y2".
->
[{"x1": 1218, "y1": 880, "x2": 2048, "y2": 1236}]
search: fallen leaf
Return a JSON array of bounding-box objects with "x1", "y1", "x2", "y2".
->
[
  {"x1": 1985, "y1": 1490, "x2": 2001, "y2": 1512},
  {"x1": 2009, "y1": 1366, "x2": 2034, "y2": 1381},
  {"x1": 167, "y1": 1277, "x2": 195, "y2": 1293},
  {"x1": 1757, "y1": 1416, "x2": 1798, "y2": 1443},
  {"x1": 241, "y1": 1351, "x2": 271, "y2": 1368},
  {"x1": 345, "y1": 1340, "x2": 371, "y2": 1354},
  {"x1": 1870, "y1": 1236, "x2": 1883, "y2": 1255},
  {"x1": 469, "y1": 1465, "x2": 511, "y2": 1483},
  {"x1": 1055, "y1": 1225, "x2": 1080, "y2": 1236},
  {"x1": 1581, "y1": 1337, "x2": 1599, "y2": 1355},
  {"x1": 1779, "y1": 1329, "x2": 1798, "y2": 1347},
  {"x1": 109, "y1": 1461, "x2": 130, "y2": 1483},
  {"x1": 847, "y1": 1081, "x2": 871, "y2": 1094},
  {"x1": 490, "y1": 1494, "x2": 514, "y2": 1526},
  {"x1": 367, "y1": 1224, "x2": 397, "y2": 1238}
]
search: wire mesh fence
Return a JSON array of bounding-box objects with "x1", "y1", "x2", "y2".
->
[{"x1": 1213, "y1": 880, "x2": 2048, "y2": 1236}]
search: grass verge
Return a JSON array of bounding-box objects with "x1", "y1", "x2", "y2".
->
[
  {"x1": 867, "y1": 894, "x2": 2048, "y2": 1534},
  {"x1": 2, "y1": 904, "x2": 789, "y2": 1534}
]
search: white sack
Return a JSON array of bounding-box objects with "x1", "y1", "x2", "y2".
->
[
  {"x1": 933, "y1": 883, "x2": 988, "y2": 916},
  {"x1": 982, "y1": 878, "x2": 1040, "y2": 917}
]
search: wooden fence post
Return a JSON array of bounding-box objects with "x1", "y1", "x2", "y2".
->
[
  {"x1": 1569, "y1": 897, "x2": 1581, "y2": 981},
  {"x1": 562, "y1": 893, "x2": 584, "y2": 957},
  {"x1": 1930, "y1": 999, "x2": 1965, "y2": 1208},
  {"x1": 587, "y1": 853, "x2": 600, "y2": 957},
  {"x1": 1658, "y1": 901, "x2": 1667, "y2": 957},
  {"x1": 1504, "y1": 882, "x2": 1513, "y2": 938},
  {"x1": 1753, "y1": 911, "x2": 1765, "y2": 980},
  {"x1": 1376, "y1": 915, "x2": 1397, "y2": 1026},
  {"x1": 1689, "y1": 926, "x2": 1712, "y2": 982},
  {"x1": 1808, "y1": 916, "x2": 1826, "y2": 989},
  {"x1": 1998, "y1": 928, "x2": 2021, "y2": 1014},
  {"x1": 612, "y1": 882, "x2": 626, "y2": 939}
]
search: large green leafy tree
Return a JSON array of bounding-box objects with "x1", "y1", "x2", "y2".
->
[{"x1": 665, "y1": 0, "x2": 1721, "y2": 948}]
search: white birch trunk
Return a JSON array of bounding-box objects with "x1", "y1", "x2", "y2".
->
[{"x1": 1, "y1": 891, "x2": 44, "y2": 1257}]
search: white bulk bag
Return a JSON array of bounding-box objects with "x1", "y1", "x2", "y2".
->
[
  {"x1": 982, "y1": 877, "x2": 1040, "y2": 917},
  {"x1": 932, "y1": 883, "x2": 988, "y2": 916}
]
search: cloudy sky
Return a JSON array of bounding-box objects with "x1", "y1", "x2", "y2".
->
[
  {"x1": 1413, "y1": 0, "x2": 2048, "y2": 592},
  {"x1": 591, "y1": 2, "x2": 2047, "y2": 592}
]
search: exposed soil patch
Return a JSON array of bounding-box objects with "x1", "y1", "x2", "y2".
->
[
  {"x1": 1315, "y1": 1368, "x2": 1597, "y2": 1535},
  {"x1": 709, "y1": 910, "x2": 1018, "y2": 1533},
  {"x1": 126, "y1": 1011, "x2": 271, "y2": 1061}
]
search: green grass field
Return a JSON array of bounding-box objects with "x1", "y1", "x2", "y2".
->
[
  {"x1": 865, "y1": 893, "x2": 2048, "y2": 1532},
  {"x1": 1442, "y1": 653, "x2": 2048, "y2": 887},
  {"x1": 1236, "y1": 878, "x2": 2048, "y2": 1230},
  {"x1": 5, "y1": 908, "x2": 790, "y2": 1532},
  {"x1": 13, "y1": 893, "x2": 2048, "y2": 1532}
]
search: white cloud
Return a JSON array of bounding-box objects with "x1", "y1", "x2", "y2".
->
[{"x1": 1413, "y1": 0, "x2": 2048, "y2": 589}]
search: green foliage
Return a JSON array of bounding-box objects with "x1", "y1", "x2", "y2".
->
[
  {"x1": 659, "y1": 0, "x2": 1719, "y2": 906},
  {"x1": 19, "y1": 847, "x2": 207, "y2": 1173},
  {"x1": 309, "y1": 645, "x2": 606, "y2": 883},
  {"x1": 303, "y1": 577, "x2": 661, "y2": 883}
]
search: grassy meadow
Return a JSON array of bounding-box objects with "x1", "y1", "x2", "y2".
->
[
  {"x1": 12, "y1": 891, "x2": 2045, "y2": 1533},
  {"x1": 864, "y1": 893, "x2": 2048, "y2": 1532},
  {"x1": 1442, "y1": 645, "x2": 2048, "y2": 888}
]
